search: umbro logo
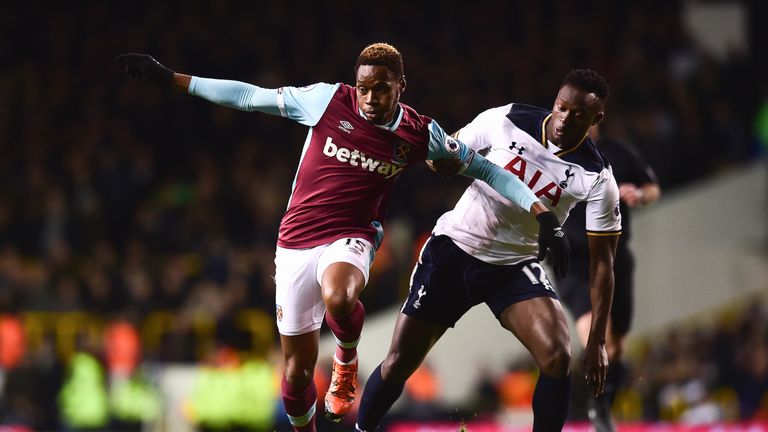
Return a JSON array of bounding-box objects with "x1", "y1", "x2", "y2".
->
[{"x1": 337, "y1": 120, "x2": 354, "y2": 134}]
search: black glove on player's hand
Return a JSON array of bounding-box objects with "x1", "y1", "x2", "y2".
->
[
  {"x1": 116, "y1": 53, "x2": 174, "y2": 86},
  {"x1": 536, "y1": 211, "x2": 570, "y2": 277}
]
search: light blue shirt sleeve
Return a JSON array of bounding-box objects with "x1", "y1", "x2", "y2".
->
[
  {"x1": 427, "y1": 120, "x2": 539, "y2": 211},
  {"x1": 188, "y1": 78, "x2": 339, "y2": 126},
  {"x1": 188, "y1": 76, "x2": 282, "y2": 115},
  {"x1": 427, "y1": 120, "x2": 474, "y2": 161},
  {"x1": 280, "y1": 83, "x2": 340, "y2": 126},
  {"x1": 463, "y1": 152, "x2": 539, "y2": 211}
]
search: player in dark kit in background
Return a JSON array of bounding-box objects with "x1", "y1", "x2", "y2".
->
[
  {"x1": 356, "y1": 69, "x2": 620, "y2": 432},
  {"x1": 117, "y1": 43, "x2": 569, "y2": 431},
  {"x1": 557, "y1": 124, "x2": 660, "y2": 432}
]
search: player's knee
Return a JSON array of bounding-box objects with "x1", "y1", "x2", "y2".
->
[
  {"x1": 283, "y1": 361, "x2": 314, "y2": 388},
  {"x1": 321, "y1": 263, "x2": 365, "y2": 316},
  {"x1": 322, "y1": 289, "x2": 355, "y2": 317},
  {"x1": 380, "y1": 352, "x2": 415, "y2": 384},
  {"x1": 537, "y1": 345, "x2": 571, "y2": 377}
]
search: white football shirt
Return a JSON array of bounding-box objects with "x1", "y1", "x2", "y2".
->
[{"x1": 433, "y1": 103, "x2": 622, "y2": 265}]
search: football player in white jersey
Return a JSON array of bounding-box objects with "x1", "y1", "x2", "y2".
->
[
  {"x1": 357, "y1": 69, "x2": 621, "y2": 432},
  {"x1": 558, "y1": 124, "x2": 660, "y2": 432}
]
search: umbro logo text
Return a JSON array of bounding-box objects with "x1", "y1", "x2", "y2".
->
[{"x1": 338, "y1": 120, "x2": 354, "y2": 134}]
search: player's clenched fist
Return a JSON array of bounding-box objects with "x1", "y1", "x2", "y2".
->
[
  {"x1": 536, "y1": 211, "x2": 570, "y2": 277},
  {"x1": 116, "y1": 53, "x2": 175, "y2": 86},
  {"x1": 426, "y1": 157, "x2": 464, "y2": 179}
]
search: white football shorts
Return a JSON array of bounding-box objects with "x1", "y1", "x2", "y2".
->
[{"x1": 274, "y1": 237, "x2": 374, "y2": 336}]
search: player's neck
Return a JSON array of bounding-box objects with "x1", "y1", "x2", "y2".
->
[
  {"x1": 544, "y1": 121, "x2": 587, "y2": 152},
  {"x1": 359, "y1": 104, "x2": 401, "y2": 130}
]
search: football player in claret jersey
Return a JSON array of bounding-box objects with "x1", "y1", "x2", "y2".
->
[
  {"x1": 356, "y1": 69, "x2": 621, "y2": 432},
  {"x1": 117, "y1": 43, "x2": 569, "y2": 431}
]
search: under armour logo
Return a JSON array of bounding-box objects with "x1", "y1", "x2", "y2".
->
[
  {"x1": 559, "y1": 167, "x2": 575, "y2": 188},
  {"x1": 509, "y1": 142, "x2": 525, "y2": 155},
  {"x1": 413, "y1": 285, "x2": 427, "y2": 309}
]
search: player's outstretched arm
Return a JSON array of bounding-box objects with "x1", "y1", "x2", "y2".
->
[
  {"x1": 583, "y1": 234, "x2": 619, "y2": 396},
  {"x1": 117, "y1": 53, "x2": 282, "y2": 115}
]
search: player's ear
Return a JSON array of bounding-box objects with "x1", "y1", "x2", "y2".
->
[
  {"x1": 592, "y1": 111, "x2": 605, "y2": 126},
  {"x1": 398, "y1": 75, "x2": 406, "y2": 95}
]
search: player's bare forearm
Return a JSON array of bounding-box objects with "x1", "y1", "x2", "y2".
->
[
  {"x1": 587, "y1": 235, "x2": 619, "y2": 343},
  {"x1": 173, "y1": 73, "x2": 192, "y2": 91},
  {"x1": 582, "y1": 234, "x2": 618, "y2": 395},
  {"x1": 530, "y1": 201, "x2": 549, "y2": 216},
  {"x1": 587, "y1": 267, "x2": 612, "y2": 343}
]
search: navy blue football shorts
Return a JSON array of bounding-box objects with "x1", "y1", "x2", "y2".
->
[{"x1": 401, "y1": 235, "x2": 559, "y2": 328}]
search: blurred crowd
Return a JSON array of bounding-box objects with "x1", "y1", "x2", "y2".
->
[
  {"x1": 625, "y1": 296, "x2": 768, "y2": 423},
  {"x1": 0, "y1": 0, "x2": 766, "y2": 430}
]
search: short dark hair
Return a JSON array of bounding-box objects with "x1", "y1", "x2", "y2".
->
[
  {"x1": 561, "y1": 69, "x2": 609, "y2": 101},
  {"x1": 355, "y1": 43, "x2": 404, "y2": 79}
]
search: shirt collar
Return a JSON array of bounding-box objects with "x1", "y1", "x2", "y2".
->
[{"x1": 541, "y1": 113, "x2": 589, "y2": 157}]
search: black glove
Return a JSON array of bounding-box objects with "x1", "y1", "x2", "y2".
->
[
  {"x1": 536, "y1": 211, "x2": 570, "y2": 278},
  {"x1": 116, "y1": 53, "x2": 174, "y2": 86}
]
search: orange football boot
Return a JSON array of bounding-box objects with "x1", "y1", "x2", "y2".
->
[{"x1": 324, "y1": 355, "x2": 358, "y2": 423}]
